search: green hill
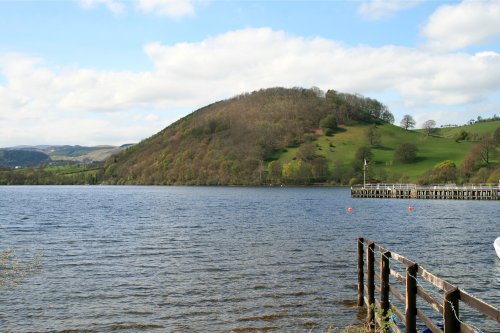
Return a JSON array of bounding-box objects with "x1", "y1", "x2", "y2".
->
[
  {"x1": 102, "y1": 87, "x2": 499, "y2": 185},
  {"x1": 3, "y1": 145, "x2": 129, "y2": 164},
  {"x1": 437, "y1": 121, "x2": 500, "y2": 141},
  {"x1": 0, "y1": 149, "x2": 51, "y2": 167}
]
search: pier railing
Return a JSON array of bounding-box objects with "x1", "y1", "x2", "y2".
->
[
  {"x1": 351, "y1": 184, "x2": 500, "y2": 191},
  {"x1": 351, "y1": 184, "x2": 500, "y2": 200},
  {"x1": 357, "y1": 238, "x2": 500, "y2": 333}
]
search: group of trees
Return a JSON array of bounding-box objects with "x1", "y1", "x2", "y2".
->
[
  {"x1": 0, "y1": 165, "x2": 103, "y2": 185},
  {"x1": 399, "y1": 115, "x2": 436, "y2": 136}
]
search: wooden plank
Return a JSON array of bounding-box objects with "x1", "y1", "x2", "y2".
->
[
  {"x1": 390, "y1": 268, "x2": 405, "y2": 283},
  {"x1": 373, "y1": 242, "x2": 389, "y2": 254},
  {"x1": 459, "y1": 322, "x2": 478, "y2": 333},
  {"x1": 418, "y1": 266, "x2": 456, "y2": 291},
  {"x1": 390, "y1": 285, "x2": 405, "y2": 304},
  {"x1": 417, "y1": 286, "x2": 444, "y2": 314},
  {"x1": 459, "y1": 289, "x2": 500, "y2": 323},
  {"x1": 392, "y1": 252, "x2": 417, "y2": 267},
  {"x1": 391, "y1": 304, "x2": 405, "y2": 323},
  {"x1": 417, "y1": 309, "x2": 443, "y2": 333},
  {"x1": 390, "y1": 321, "x2": 402, "y2": 333}
]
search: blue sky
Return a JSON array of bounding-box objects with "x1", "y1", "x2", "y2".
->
[{"x1": 0, "y1": 0, "x2": 499, "y2": 146}]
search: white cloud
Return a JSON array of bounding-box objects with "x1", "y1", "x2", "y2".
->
[
  {"x1": 1, "y1": 28, "x2": 500, "y2": 145},
  {"x1": 80, "y1": 0, "x2": 125, "y2": 14},
  {"x1": 135, "y1": 0, "x2": 195, "y2": 18},
  {"x1": 358, "y1": 0, "x2": 421, "y2": 20},
  {"x1": 422, "y1": 0, "x2": 500, "y2": 52}
]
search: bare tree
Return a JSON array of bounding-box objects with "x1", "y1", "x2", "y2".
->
[
  {"x1": 475, "y1": 136, "x2": 496, "y2": 165},
  {"x1": 400, "y1": 115, "x2": 416, "y2": 130},
  {"x1": 422, "y1": 119, "x2": 436, "y2": 136},
  {"x1": 365, "y1": 125, "x2": 381, "y2": 146}
]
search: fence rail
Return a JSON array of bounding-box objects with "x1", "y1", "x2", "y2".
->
[{"x1": 357, "y1": 238, "x2": 500, "y2": 333}]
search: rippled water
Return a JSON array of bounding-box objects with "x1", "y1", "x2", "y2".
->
[{"x1": 0, "y1": 186, "x2": 498, "y2": 332}]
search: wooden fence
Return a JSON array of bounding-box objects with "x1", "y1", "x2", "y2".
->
[{"x1": 357, "y1": 238, "x2": 500, "y2": 333}]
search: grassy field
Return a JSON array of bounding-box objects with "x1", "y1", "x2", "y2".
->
[
  {"x1": 436, "y1": 120, "x2": 500, "y2": 139},
  {"x1": 273, "y1": 121, "x2": 497, "y2": 182}
]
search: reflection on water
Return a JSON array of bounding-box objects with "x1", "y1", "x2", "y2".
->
[{"x1": 0, "y1": 186, "x2": 498, "y2": 332}]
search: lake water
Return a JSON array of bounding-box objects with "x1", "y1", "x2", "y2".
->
[{"x1": 0, "y1": 186, "x2": 498, "y2": 332}]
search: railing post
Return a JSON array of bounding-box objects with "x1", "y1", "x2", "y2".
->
[
  {"x1": 367, "y1": 242, "x2": 375, "y2": 329},
  {"x1": 380, "y1": 251, "x2": 391, "y2": 332},
  {"x1": 405, "y1": 263, "x2": 418, "y2": 333},
  {"x1": 358, "y1": 238, "x2": 364, "y2": 307},
  {"x1": 444, "y1": 288, "x2": 460, "y2": 333}
]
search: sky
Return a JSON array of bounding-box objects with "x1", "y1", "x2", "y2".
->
[{"x1": 0, "y1": 0, "x2": 499, "y2": 147}]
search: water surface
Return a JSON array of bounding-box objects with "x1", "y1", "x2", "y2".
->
[{"x1": 0, "y1": 186, "x2": 498, "y2": 332}]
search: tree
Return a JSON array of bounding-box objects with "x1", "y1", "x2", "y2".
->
[
  {"x1": 475, "y1": 136, "x2": 496, "y2": 165},
  {"x1": 320, "y1": 115, "x2": 338, "y2": 135},
  {"x1": 400, "y1": 115, "x2": 416, "y2": 131},
  {"x1": 297, "y1": 143, "x2": 316, "y2": 161},
  {"x1": 267, "y1": 161, "x2": 282, "y2": 183},
  {"x1": 282, "y1": 160, "x2": 312, "y2": 184},
  {"x1": 381, "y1": 109, "x2": 395, "y2": 124},
  {"x1": 365, "y1": 125, "x2": 381, "y2": 146},
  {"x1": 434, "y1": 160, "x2": 457, "y2": 182},
  {"x1": 494, "y1": 127, "x2": 500, "y2": 142},
  {"x1": 311, "y1": 157, "x2": 329, "y2": 181},
  {"x1": 460, "y1": 151, "x2": 478, "y2": 182},
  {"x1": 422, "y1": 119, "x2": 436, "y2": 136},
  {"x1": 394, "y1": 143, "x2": 417, "y2": 163},
  {"x1": 355, "y1": 146, "x2": 373, "y2": 162}
]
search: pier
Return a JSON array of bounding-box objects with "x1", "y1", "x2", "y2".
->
[
  {"x1": 357, "y1": 238, "x2": 500, "y2": 333},
  {"x1": 351, "y1": 184, "x2": 500, "y2": 200}
]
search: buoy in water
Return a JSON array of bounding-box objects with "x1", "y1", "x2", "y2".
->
[
  {"x1": 408, "y1": 206, "x2": 414, "y2": 212},
  {"x1": 348, "y1": 207, "x2": 353, "y2": 213}
]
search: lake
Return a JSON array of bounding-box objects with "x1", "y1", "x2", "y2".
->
[{"x1": 0, "y1": 186, "x2": 499, "y2": 332}]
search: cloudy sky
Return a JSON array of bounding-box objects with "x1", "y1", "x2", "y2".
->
[{"x1": 0, "y1": 0, "x2": 499, "y2": 147}]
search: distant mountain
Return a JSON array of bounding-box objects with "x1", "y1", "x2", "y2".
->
[
  {"x1": 0, "y1": 149, "x2": 51, "y2": 167},
  {"x1": 2, "y1": 145, "x2": 130, "y2": 164}
]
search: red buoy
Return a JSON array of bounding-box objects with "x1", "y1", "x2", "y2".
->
[
  {"x1": 408, "y1": 206, "x2": 414, "y2": 212},
  {"x1": 348, "y1": 207, "x2": 353, "y2": 212}
]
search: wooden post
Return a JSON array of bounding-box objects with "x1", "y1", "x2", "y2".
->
[
  {"x1": 405, "y1": 263, "x2": 418, "y2": 333},
  {"x1": 358, "y1": 238, "x2": 364, "y2": 307},
  {"x1": 444, "y1": 288, "x2": 460, "y2": 333},
  {"x1": 380, "y1": 251, "x2": 391, "y2": 332},
  {"x1": 367, "y1": 242, "x2": 375, "y2": 329}
]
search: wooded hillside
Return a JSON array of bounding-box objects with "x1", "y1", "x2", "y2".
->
[{"x1": 103, "y1": 87, "x2": 393, "y2": 185}]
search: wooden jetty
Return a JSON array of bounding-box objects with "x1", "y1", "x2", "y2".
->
[
  {"x1": 351, "y1": 184, "x2": 500, "y2": 200},
  {"x1": 357, "y1": 237, "x2": 500, "y2": 333}
]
